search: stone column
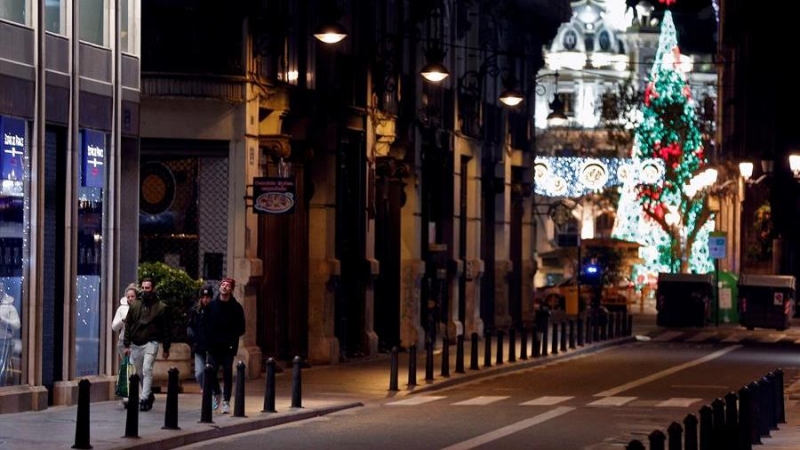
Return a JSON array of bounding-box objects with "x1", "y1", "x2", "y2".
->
[{"x1": 400, "y1": 260, "x2": 426, "y2": 349}]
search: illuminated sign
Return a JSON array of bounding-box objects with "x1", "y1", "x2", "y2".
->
[
  {"x1": 0, "y1": 116, "x2": 25, "y2": 181},
  {"x1": 81, "y1": 129, "x2": 105, "y2": 188}
]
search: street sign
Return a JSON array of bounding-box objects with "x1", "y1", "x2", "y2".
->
[{"x1": 708, "y1": 233, "x2": 726, "y2": 259}]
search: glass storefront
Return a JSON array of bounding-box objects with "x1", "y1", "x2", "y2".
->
[
  {"x1": 75, "y1": 129, "x2": 105, "y2": 376},
  {"x1": 0, "y1": 115, "x2": 27, "y2": 386}
]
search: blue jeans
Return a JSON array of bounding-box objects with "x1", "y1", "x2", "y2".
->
[
  {"x1": 206, "y1": 352, "x2": 234, "y2": 402},
  {"x1": 194, "y1": 352, "x2": 220, "y2": 395}
]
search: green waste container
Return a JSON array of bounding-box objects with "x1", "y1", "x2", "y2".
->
[
  {"x1": 717, "y1": 272, "x2": 739, "y2": 324},
  {"x1": 738, "y1": 274, "x2": 795, "y2": 331}
]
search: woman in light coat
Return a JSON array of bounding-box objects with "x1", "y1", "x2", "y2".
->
[{"x1": 112, "y1": 284, "x2": 139, "y2": 360}]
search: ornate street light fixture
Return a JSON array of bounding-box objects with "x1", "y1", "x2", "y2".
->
[
  {"x1": 420, "y1": 45, "x2": 450, "y2": 83},
  {"x1": 313, "y1": 21, "x2": 348, "y2": 44}
]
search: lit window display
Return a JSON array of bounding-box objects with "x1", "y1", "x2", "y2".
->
[
  {"x1": 75, "y1": 129, "x2": 105, "y2": 377},
  {"x1": 0, "y1": 115, "x2": 26, "y2": 387}
]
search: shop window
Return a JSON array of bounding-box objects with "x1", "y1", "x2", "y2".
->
[
  {"x1": 75, "y1": 129, "x2": 106, "y2": 376},
  {"x1": 0, "y1": 115, "x2": 27, "y2": 387}
]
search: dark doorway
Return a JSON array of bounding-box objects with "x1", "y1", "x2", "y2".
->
[
  {"x1": 258, "y1": 163, "x2": 309, "y2": 362},
  {"x1": 374, "y1": 158, "x2": 403, "y2": 351}
]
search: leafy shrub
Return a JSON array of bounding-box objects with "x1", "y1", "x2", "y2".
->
[{"x1": 138, "y1": 261, "x2": 203, "y2": 343}]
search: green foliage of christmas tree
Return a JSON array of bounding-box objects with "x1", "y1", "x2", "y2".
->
[{"x1": 633, "y1": 10, "x2": 713, "y2": 274}]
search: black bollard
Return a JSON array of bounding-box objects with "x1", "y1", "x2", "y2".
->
[
  {"x1": 586, "y1": 315, "x2": 593, "y2": 344},
  {"x1": 667, "y1": 421, "x2": 682, "y2": 450},
  {"x1": 747, "y1": 381, "x2": 762, "y2": 445},
  {"x1": 496, "y1": 330, "x2": 504, "y2": 365},
  {"x1": 593, "y1": 312, "x2": 600, "y2": 342},
  {"x1": 724, "y1": 391, "x2": 738, "y2": 449},
  {"x1": 234, "y1": 361, "x2": 246, "y2": 418},
  {"x1": 441, "y1": 336, "x2": 450, "y2": 377},
  {"x1": 455, "y1": 334, "x2": 465, "y2": 373},
  {"x1": 72, "y1": 379, "x2": 92, "y2": 449},
  {"x1": 408, "y1": 344, "x2": 418, "y2": 386},
  {"x1": 532, "y1": 326, "x2": 541, "y2": 358},
  {"x1": 508, "y1": 328, "x2": 516, "y2": 363},
  {"x1": 649, "y1": 429, "x2": 666, "y2": 450},
  {"x1": 389, "y1": 346, "x2": 399, "y2": 391},
  {"x1": 426, "y1": 338, "x2": 435, "y2": 380},
  {"x1": 291, "y1": 356, "x2": 303, "y2": 408},
  {"x1": 699, "y1": 405, "x2": 712, "y2": 450},
  {"x1": 568, "y1": 319, "x2": 575, "y2": 349},
  {"x1": 738, "y1": 386, "x2": 753, "y2": 450},
  {"x1": 600, "y1": 312, "x2": 608, "y2": 341},
  {"x1": 684, "y1": 413, "x2": 698, "y2": 450},
  {"x1": 627, "y1": 313, "x2": 633, "y2": 336},
  {"x1": 125, "y1": 373, "x2": 141, "y2": 437},
  {"x1": 711, "y1": 398, "x2": 725, "y2": 448},
  {"x1": 162, "y1": 367, "x2": 181, "y2": 430},
  {"x1": 626, "y1": 440, "x2": 646, "y2": 450},
  {"x1": 469, "y1": 333, "x2": 479, "y2": 370},
  {"x1": 757, "y1": 377, "x2": 771, "y2": 437},
  {"x1": 776, "y1": 368, "x2": 786, "y2": 423},
  {"x1": 766, "y1": 372, "x2": 779, "y2": 430},
  {"x1": 483, "y1": 331, "x2": 493, "y2": 367},
  {"x1": 200, "y1": 364, "x2": 215, "y2": 423},
  {"x1": 560, "y1": 320, "x2": 567, "y2": 352},
  {"x1": 551, "y1": 322, "x2": 559, "y2": 355},
  {"x1": 577, "y1": 316, "x2": 584, "y2": 346},
  {"x1": 608, "y1": 313, "x2": 615, "y2": 339},
  {"x1": 519, "y1": 327, "x2": 528, "y2": 360},
  {"x1": 262, "y1": 358, "x2": 277, "y2": 413}
]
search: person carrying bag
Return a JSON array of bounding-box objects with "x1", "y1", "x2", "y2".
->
[{"x1": 115, "y1": 354, "x2": 136, "y2": 400}]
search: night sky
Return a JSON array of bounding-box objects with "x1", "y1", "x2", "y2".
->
[{"x1": 626, "y1": 0, "x2": 717, "y2": 53}]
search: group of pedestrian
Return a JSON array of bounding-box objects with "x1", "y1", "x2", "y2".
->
[
  {"x1": 112, "y1": 276, "x2": 245, "y2": 414},
  {"x1": 186, "y1": 278, "x2": 245, "y2": 413}
]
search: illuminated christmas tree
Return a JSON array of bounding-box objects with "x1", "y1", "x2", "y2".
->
[{"x1": 613, "y1": 10, "x2": 713, "y2": 276}]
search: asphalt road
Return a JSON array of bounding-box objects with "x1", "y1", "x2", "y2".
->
[{"x1": 176, "y1": 340, "x2": 800, "y2": 450}]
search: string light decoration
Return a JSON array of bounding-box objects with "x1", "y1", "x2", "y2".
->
[
  {"x1": 612, "y1": 10, "x2": 714, "y2": 280},
  {"x1": 534, "y1": 156, "x2": 665, "y2": 198}
]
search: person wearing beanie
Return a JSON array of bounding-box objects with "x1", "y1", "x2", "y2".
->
[
  {"x1": 186, "y1": 285, "x2": 220, "y2": 408},
  {"x1": 205, "y1": 277, "x2": 245, "y2": 414}
]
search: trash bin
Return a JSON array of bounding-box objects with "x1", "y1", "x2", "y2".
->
[
  {"x1": 738, "y1": 274, "x2": 795, "y2": 331},
  {"x1": 656, "y1": 273, "x2": 713, "y2": 327}
]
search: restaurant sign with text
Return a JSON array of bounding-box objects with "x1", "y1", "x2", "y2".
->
[{"x1": 253, "y1": 177, "x2": 296, "y2": 215}]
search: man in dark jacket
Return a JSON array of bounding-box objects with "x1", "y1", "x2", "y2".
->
[
  {"x1": 124, "y1": 278, "x2": 171, "y2": 411},
  {"x1": 206, "y1": 277, "x2": 245, "y2": 414}
]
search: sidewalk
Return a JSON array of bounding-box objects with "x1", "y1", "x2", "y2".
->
[{"x1": 0, "y1": 313, "x2": 797, "y2": 450}]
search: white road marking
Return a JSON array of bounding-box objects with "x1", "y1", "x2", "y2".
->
[
  {"x1": 439, "y1": 406, "x2": 575, "y2": 450},
  {"x1": 587, "y1": 396, "x2": 637, "y2": 407},
  {"x1": 759, "y1": 333, "x2": 785, "y2": 343},
  {"x1": 452, "y1": 396, "x2": 509, "y2": 406},
  {"x1": 519, "y1": 396, "x2": 573, "y2": 406},
  {"x1": 386, "y1": 395, "x2": 446, "y2": 406},
  {"x1": 687, "y1": 331, "x2": 717, "y2": 342},
  {"x1": 656, "y1": 397, "x2": 703, "y2": 408},
  {"x1": 594, "y1": 345, "x2": 742, "y2": 397},
  {"x1": 652, "y1": 331, "x2": 684, "y2": 341}
]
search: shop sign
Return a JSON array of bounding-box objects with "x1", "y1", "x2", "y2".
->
[
  {"x1": 81, "y1": 129, "x2": 105, "y2": 188},
  {"x1": 0, "y1": 115, "x2": 25, "y2": 181},
  {"x1": 253, "y1": 176, "x2": 296, "y2": 215}
]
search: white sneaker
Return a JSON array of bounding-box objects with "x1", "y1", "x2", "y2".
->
[{"x1": 221, "y1": 401, "x2": 230, "y2": 414}]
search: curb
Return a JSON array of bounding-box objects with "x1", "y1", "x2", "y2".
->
[
  {"x1": 405, "y1": 336, "x2": 636, "y2": 395},
  {"x1": 110, "y1": 402, "x2": 364, "y2": 450}
]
